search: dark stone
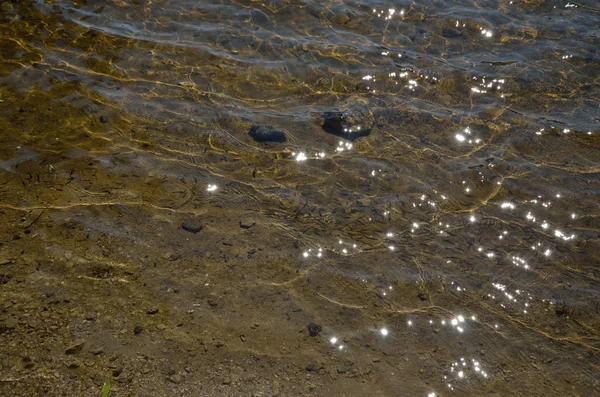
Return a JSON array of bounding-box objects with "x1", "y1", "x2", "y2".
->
[
  {"x1": 322, "y1": 101, "x2": 374, "y2": 141},
  {"x1": 134, "y1": 325, "x2": 143, "y2": 335},
  {"x1": 181, "y1": 220, "x2": 203, "y2": 234},
  {"x1": 99, "y1": 115, "x2": 108, "y2": 123},
  {"x1": 555, "y1": 303, "x2": 571, "y2": 316},
  {"x1": 307, "y1": 322, "x2": 322, "y2": 337},
  {"x1": 207, "y1": 294, "x2": 218, "y2": 307},
  {"x1": 112, "y1": 366, "x2": 123, "y2": 377},
  {"x1": 442, "y1": 28, "x2": 463, "y2": 38},
  {"x1": 248, "y1": 124, "x2": 287, "y2": 143},
  {"x1": 337, "y1": 365, "x2": 353, "y2": 374},
  {"x1": 23, "y1": 358, "x2": 35, "y2": 370},
  {"x1": 305, "y1": 363, "x2": 322, "y2": 372}
]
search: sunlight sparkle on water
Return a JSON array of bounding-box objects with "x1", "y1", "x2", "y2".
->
[
  {"x1": 336, "y1": 141, "x2": 353, "y2": 152},
  {"x1": 501, "y1": 202, "x2": 516, "y2": 210}
]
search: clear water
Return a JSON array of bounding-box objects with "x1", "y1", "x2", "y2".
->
[{"x1": 0, "y1": 0, "x2": 599, "y2": 395}]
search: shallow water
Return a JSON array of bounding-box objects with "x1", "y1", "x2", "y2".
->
[{"x1": 1, "y1": 0, "x2": 599, "y2": 396}]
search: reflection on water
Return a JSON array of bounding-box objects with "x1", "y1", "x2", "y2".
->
[{"x1": 0, "y1": 0, "x2": 599, "y2": 395}]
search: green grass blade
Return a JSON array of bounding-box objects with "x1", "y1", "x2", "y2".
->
[{"x1": 100, "y1": 378, "x2": 111, "y2": 397}]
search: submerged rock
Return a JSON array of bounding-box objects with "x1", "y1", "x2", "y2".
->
[
  {"x1": 307, "y1": 322, "x2": 322, "y2": 337},
  {"x1": 248, "y1": 124, "x2": 287, "y2": 143},
  {"x1": 322, "y1": 100, "x2": 374, "y2": 140},
  {"x1": 181, "y1": 219, "x2": 203, "y2": 234},
  {"x1": 239, "y1": 218, "x2": 256, "y2": 229}
]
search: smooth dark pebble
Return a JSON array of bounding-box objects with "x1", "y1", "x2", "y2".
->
[
  {"x1": 307, "y1": 322, "x2": 322, "y2": 337},
  {"x1": 181, "y1": 220, "x2": 203, "y2": 234},
  {"x1": 248, "y1": 124, "x2": 286, "y2": 143}
]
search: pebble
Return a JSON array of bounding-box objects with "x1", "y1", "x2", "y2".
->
[
  {"x1": 65, "y1": 340, "x2": 85, "y2": 355},
  {"x1": 181, "y1": 219, "x2": 203, "y2": 234},
  {"x1": 162, "y1": 252, "x2": 180, "y2": 261},
  {"x1": 307, "y1": 322, "x2": 322, "y2": 337},
  {"x1": 89, "y1": 346, "x2": 104, "y2": 355},
  {"x1": 207, "y1": 294, "x2": 219, "y2": 307},
  {"x1": 248, "y1": 124, "x2": 287, "y2": 143},
  {"x1": 322, "y1": 100, "x2": 374, "y2": 140},
  {"x1": 5, "y1": 317, "x2": 17, "y2": 329},
  {"x1": 168, "y1": 374, "x2": 182, "y2": 384},
  {"x1": 239, "y1": 218, "x2": 256, "y2": 229},
  {"x1": 27, "y1": 319, "x2": 39, "y2": 329},
  {"x1": 66, "y1": 361, "x2": 80, "y2": 369}
]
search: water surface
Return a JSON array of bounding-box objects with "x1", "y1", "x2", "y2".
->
[{"x1": 0, "y1": 0, "x2": 599, "y2": 396}]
